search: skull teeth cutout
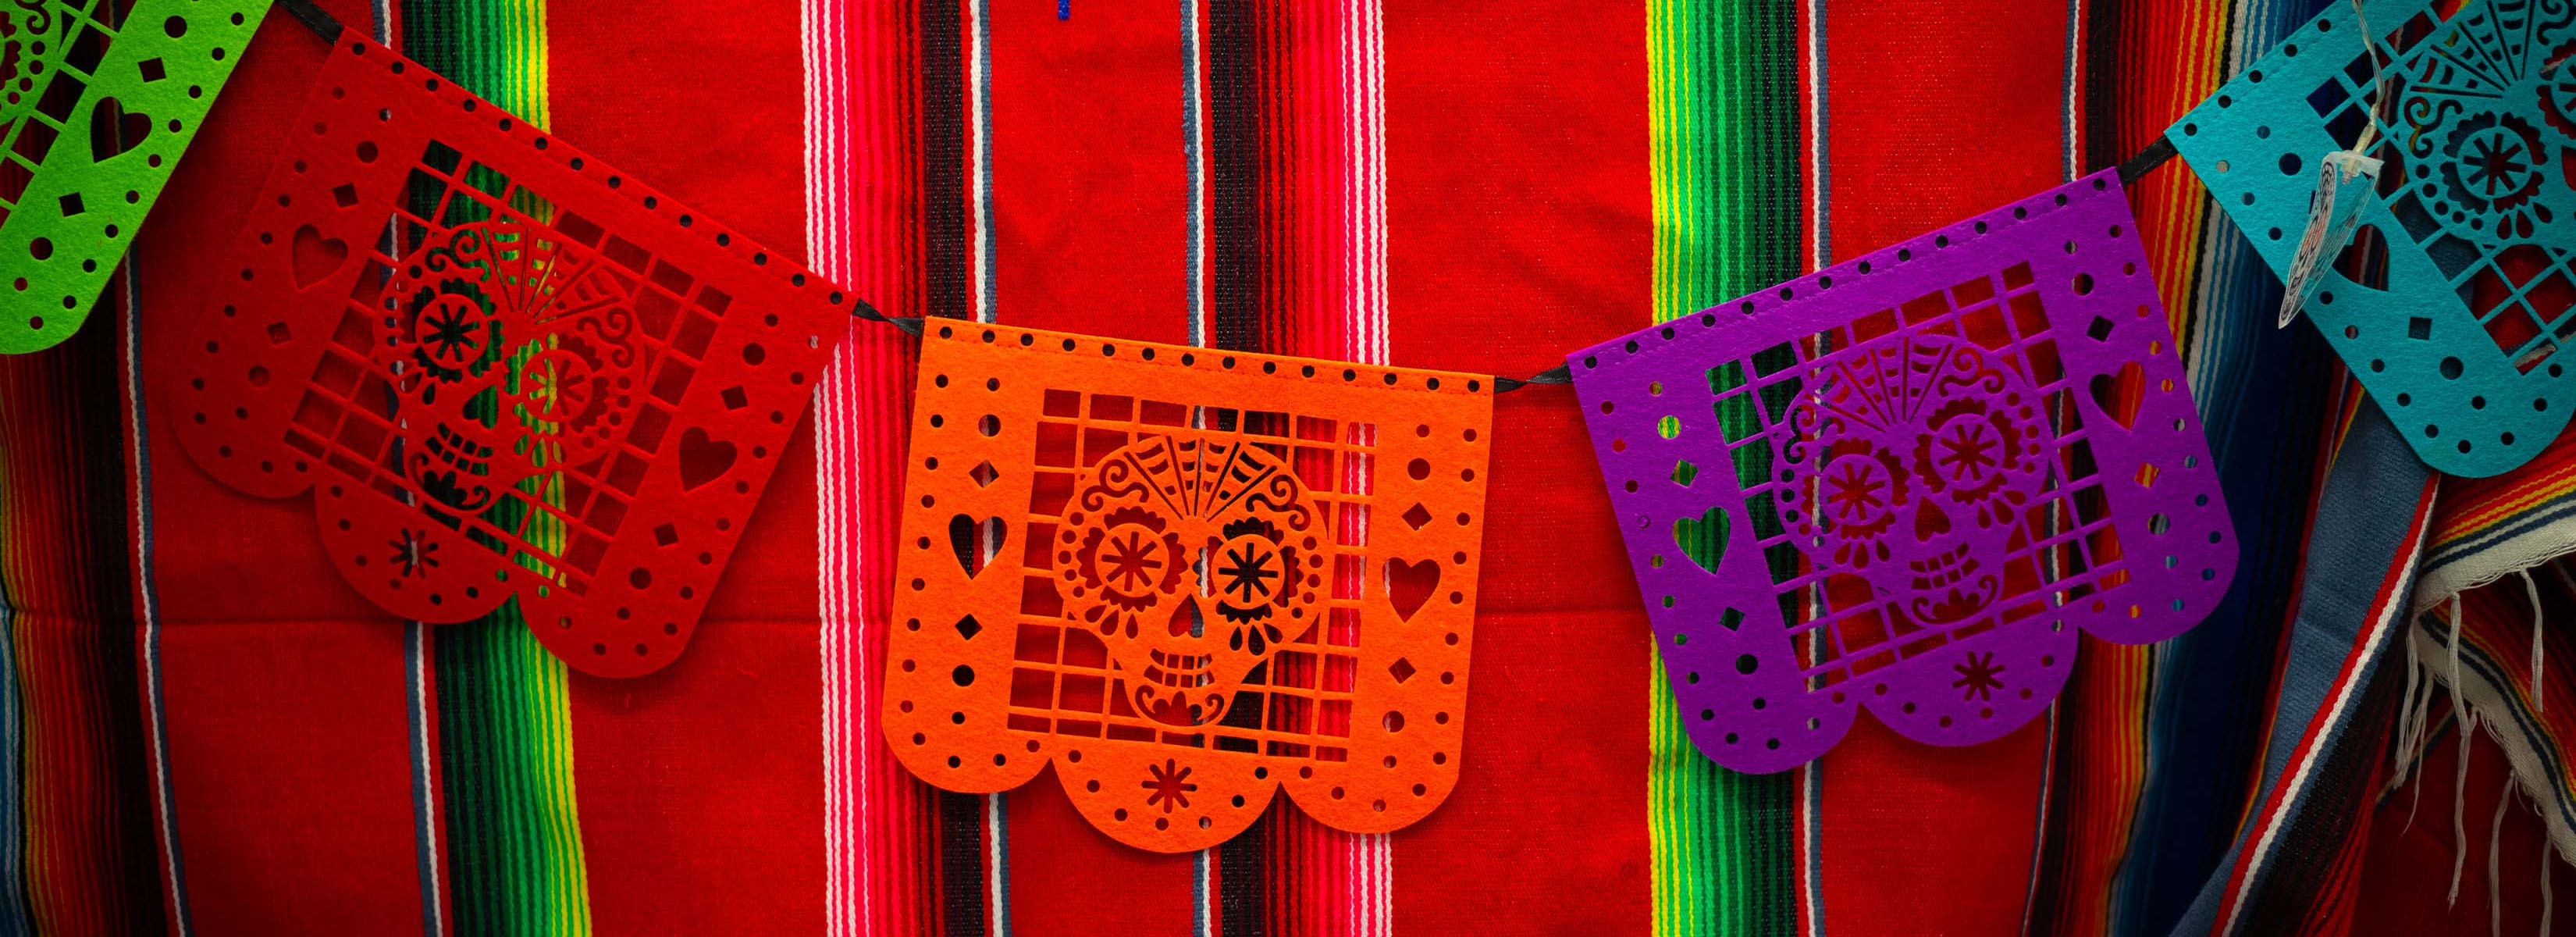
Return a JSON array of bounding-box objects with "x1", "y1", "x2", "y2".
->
[
  {"x1": 380, "y1": 218, "x2": 648, "y2": 515},
  {"x1": 1785, "y1": 333, "x2": 2052, "y2": 629},
  {"x1": 1059, "y1": 435, "x2": 1323, "y2": 726}
]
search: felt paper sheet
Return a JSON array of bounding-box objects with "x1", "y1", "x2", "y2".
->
[
  {"x1": 883, "y1": 322, "x2": 1491, "y2": 852},
  {"x1": 1571, "y1": 172, "x2": 2236, "y2": 773},
  {"x1": 166, "y1": 37, "x2": 856, "y2": 677},
  {"x1": 2169, "y1": 0, "x2": 2576, "y2": 477},
  {"x1": 2, "y1": 0, "x2": 265, "y2": 353}
]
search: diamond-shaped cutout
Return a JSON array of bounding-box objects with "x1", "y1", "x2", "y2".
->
[
  {"x1": 955, "y1": 615, "x2": 982, "y2": 641},
  {"x1": 970, "y1": 460, "x2": 999, "y2": 487},
  {"x1": 2085, "y1": 315, "x2": 2113, "y2": 342},
  {"x1": 1400, "y1": 503, "x2": 1432, "y2": 530},
  {"x1": 1389, "y1": 657, "x2": 1416, "y2": 683},
  {"x1": 1670, "y1": 460, "x2": 1698, "y2": 488},
  {"x1": 56, "y1": 193, "x2": 83, "y2": 216}
]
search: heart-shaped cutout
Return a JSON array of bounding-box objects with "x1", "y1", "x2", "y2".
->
[
  {"x1": 2088, "y1": 361, "x2": 2144, "y2": 430},
  {"x1": 291, "y1": 224, "x2": 349, "y2": 289},
  {"x1": 1384, "y1": 558, "x2": 1440, "y2": 622},
  {"x1": 677, "y1": 427, "x2": 736, "y2": 490},
  {"x1": 947, "y1": 515, "x2": 1007, "y2": 579},
  {"x1": 1671, "y1": 505, "x2": 1730, "y2": 575},
  {"x1": 88, "y1": 97, "x2": 152, "y2": 162}
]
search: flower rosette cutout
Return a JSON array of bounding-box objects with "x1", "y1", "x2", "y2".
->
[
  {"x1": 164, "y1": 38, "x2": 858, "y2": 677},
  {"x1": 1570, "y1": 173, "x2": 2236, "y2": 774},
  {"x1": 884, "y1": 322, "x2": 1491, "y2": 852},
  {"x1": 2170, "y1": 0, "x2": 2576, "y2": 477},
  {"x1": 0, "y1": 0, "x2": 266, "y2": 353}
]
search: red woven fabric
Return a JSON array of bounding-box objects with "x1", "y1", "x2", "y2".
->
[{"x1": 83, "y1": 0, "x2": 2544, "y2": 933}]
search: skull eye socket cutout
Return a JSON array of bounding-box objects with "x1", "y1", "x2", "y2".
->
[{"x1": 1572, "y1": 172, "x2": 2236, "y2": 773}]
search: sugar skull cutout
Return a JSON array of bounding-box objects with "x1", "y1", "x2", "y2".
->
[
  {"x1": 382, "y1": 218, "x2": 649, "y2": 518},
  {"x1": 884, "y1": 322, "x2": 1489, "y2": 852},
  {"x1": 1784, "y1": 333, "x2": 2055, "y2": 630},
  {"x1": 1059, "y1": 434, "x2": 1322, "y2": 726}
]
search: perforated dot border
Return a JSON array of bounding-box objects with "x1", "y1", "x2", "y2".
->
[
  {"x1": 919, "y1": 319, "x2": 1501, "y2": 396},
  {"x1": 1572, "y1": 175, "x2": 2128, "y2": 376}
]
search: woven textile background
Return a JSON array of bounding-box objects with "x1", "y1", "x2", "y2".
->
[{"x1": 0, "y1": 0, "x2": 2571, "y2": 934}]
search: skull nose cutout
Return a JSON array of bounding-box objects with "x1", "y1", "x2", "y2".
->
[
  {"x1": 1169, "y1": 595, "x2": 1204, "y2": 638},
  {"x1": 1913, "y1": 498, "x2": 1952, "y2": 542}
]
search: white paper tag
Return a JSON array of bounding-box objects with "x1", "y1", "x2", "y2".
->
[{"x1": 2278, "y1": 149, "x2": 2383, "y2": 329}]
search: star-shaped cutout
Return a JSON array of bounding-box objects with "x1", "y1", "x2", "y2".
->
[
  {"x1": 1141, "y1": 757, "x2": 1196, "y2": 813},
  {"x1": 1952, "y1": 650, "x2": 2005, "y2": 703}
]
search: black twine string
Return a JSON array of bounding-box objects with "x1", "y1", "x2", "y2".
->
[
  {"x1": 275, "y1": 0, "x2": 343, "y2": 41},
  {"x1": 2117, "y1": 136, "x2": 2177, "y2": 187},
  {"x1": 272, "y1": 0, "x2": 909, "y2": 340},
  {"x1": 240, "y1": 11, "x2": 2190, "y2": 393},
  {"x1": 852, "y1": 298, "x2": 924, "y2": 337},
  {"x1": 1493, "y1": 365, "x2": 1572, "y2": 393}
]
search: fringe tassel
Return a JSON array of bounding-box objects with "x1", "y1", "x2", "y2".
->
[
  {"x1": 2458, "y1": 709, "x2": 2476, "y2": 907},
  {"x1": 2494, "y1": 772, "x2": 2514, "y2": 937},
  {"x1": 2544, "y1": 812, "x2": 2556, "y2": 937},
  {"x1": 2419, "y1": 578, "x2": 2562, "y2": 932},
  {"x1": 2524, "y1": 569, "x2": 2546, "y2": 714},
  {"x1": 2401, "y1": 631, "x2": 2431, "y2": 828},
  {"x1": 2453, "y1": 592, "x2": 2467, "y2": 714},
  {"x1": 2454, "y1": 590, "x2": 2478, "y2": 910},
  {"x1": 2401, "y1": 629, "x2": 2423, "y2": 760}
]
